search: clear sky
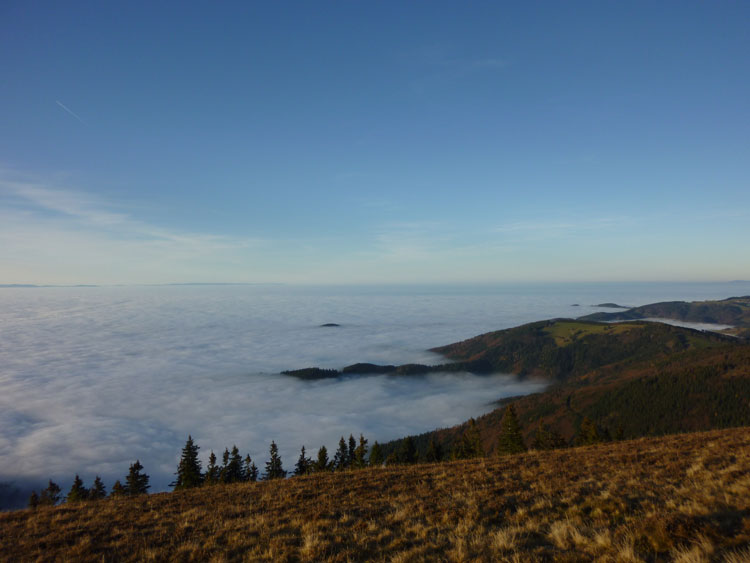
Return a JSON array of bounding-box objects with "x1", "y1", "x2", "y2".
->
[{"x1": 1, "y1": 1, "x2": 748, "y2": 284}]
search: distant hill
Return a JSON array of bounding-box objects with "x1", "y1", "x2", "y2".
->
[
  {"x1": 431, "y1": 318, "x2": 733, "y2": 380},
  {"x1": 2, "y1": 427, "x2": 748, "y2": 561},
  {"x1": 284, "y1": 318, "x2": 730, "y2": 380},
  {"x1": 385, "y1": 319, "x2": 749, "y2": 459},
  {"x1": 578, "y1": 295, "x2": 750, "y2": 333}
]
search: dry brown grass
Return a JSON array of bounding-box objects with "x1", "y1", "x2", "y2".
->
[{"x1": 2, "y1": 427, "x2": 749, "y2": 561}]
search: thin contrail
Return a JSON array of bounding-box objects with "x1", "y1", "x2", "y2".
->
[{"x1": 56, "y1": 100, "x2": 86, "y2": 124}]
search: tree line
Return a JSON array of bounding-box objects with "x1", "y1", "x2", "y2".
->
[
  {"x1": 27, "y1": 433, "x2": 384, "y2": 507},
  {"x1": 27, "y1": 404, "x2": 616, "y2": 508}
]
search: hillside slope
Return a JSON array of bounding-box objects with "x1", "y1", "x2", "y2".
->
[
  {"x1": 397, "y1": 324, "x2": 750, "y2": 459},
  {"x1": 431, "y1": 319, "x2": 734, "y2": 380},
  {"x1": 578, "y1": 295, "x2": 750, "y2": 333},
  {"x1": 1, "y1": 427, "x2": 749, "y2": 561}
]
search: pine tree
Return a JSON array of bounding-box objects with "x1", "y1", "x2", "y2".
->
[
  {"x1": 496, "y1": 405, "x2": 526, "y2": 455},
  {"x1": 66, "y1": 474, "x2": 88, "y2": 503},
  {"x1": 333, "y1": 436, "x2": 349, "y2": 471},
  {"x1": 315, "y1": 445, "x2": 330, "y2": 472},
  {"x1": 89, "y1": 476, "x2": 107, "y2": 500},
  {"x1": 577, "y1": 417, "x2": 602, "y2": 446},
  {"x1": 425, "y1": 437, "x2": 443, "y2": 462},
  {"x1": 369, "y1": 441, "x2": 384, "y2": 466},
  {"x1": 173, "y1": 435, "x2": 203, "y2": 490},
  {"x1": 28, "y1": 491, "x2": 39, "y2": 509},
  {"x1": 39, "y1": 480, "x2": 61, "y2": 506},
  {"x1": 263, "y1": 441, "x2": 286, "y2": 480},
  {"x1": 532, "y1": 424, "x2": 566, "y2": 450},
  {"x1": 352, "y1": 435, "x2": 368, "y2": 469},
  {"x1": 110, "y1": 480, "x2": 126, "y2": 498},
  {"x1": 469, "y1": 418, "x2": 484, "y2": 457},
  {"x1": 125, "y1": 460, "x2": 150, "y2": 495},
  {"x1": 397, "y1": 436, "x2": 417, "y2": 464},
  {"x1": 452, "y1": 419, "x2": 484, "y2": 460},
  {"x1": 220, "y1": 448, "x2": 231, "y2": 483},
  {"x1": 347, "y1": 434, "x2": 357, "y2": 467},
  {"x1": 221, "y1": 445, "x2": 243, "y2": 483},
  {"x1": 294, "y1": 446, "x2": 311, "y2": 476},
  {"x1": 204, "y1": 451, "x2": 220, "y2": 485},
  {"x1": 244, "y1": 455, "x2": 259, "y2": 482}
]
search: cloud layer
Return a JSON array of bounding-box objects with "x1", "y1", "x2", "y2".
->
[
  {"x1": 0, "y1": 285, "x2": 556, "y2": 501},
  {"x1": 2, "y1": 282, "x2": 748, "y2": 507}
]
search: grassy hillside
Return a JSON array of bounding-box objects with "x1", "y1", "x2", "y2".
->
[
  {"x1": 1, "y1": 427, "x2": 749, "y2": 561},
  {"x1": 432, "y1": 319, "x2": 733, "y2": 380}
]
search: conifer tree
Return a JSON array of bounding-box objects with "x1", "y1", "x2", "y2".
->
[
  {"x1": 294, "y1": 446, "x2": 311, "y2": 476},
  {"x1": 467, "y1": 419, "x2": 486, "y2": 458},
  {"x1": 263, "y1": 441, "x2": 286, "y2": 480},
  {"x1": 347, "y1": 434, "x2": 357, "y2": 466},
  {"x1": 89, "y1": 476, "x2": 107, "y2": 500},
  {"x1": 532, "y1": 424, "x2": 566, "y2": 450},
  {"x1": 125, "y1": 460, "x2": 150, "y2": 495},
  {"x1": 352, "y1": 434, "x2": 368, "y2": 469},
  {"x1": 452, "y1": 419, "x2": 484, "y2": 459},
  {"x1": 333, "y1": 436, "x2": 349, "y2": 470},
  {"x1": 577, "y1": 417, "x2": 602, "y2": 446},
  {"x1": 315, "y1": 445, "x2": 330, "y2": 472},
  {"x1": 369, "y1": 441, "x2": 384, "y2": 466},
  {"x1": 220, "y1": 448, "x2": 230, "y2": 483},
  {"x1": 204, "y1": 451, "x2": 220, "y2": 485},
  {"x1": 496, "y1": 405, "x2": 526, "y2": 455},
  {"x1": 221, "y1": 445, "x2": 243, "y2": 483},
  {"x1": 28, "y1": 491, "x2": 39, "y2": 509},
  {"x1": 425, "y1": 437, "x2": 444, "y2": 462},
  {"x1": 110, "y1": 480, "x2": 126, "y2": 498},
  {"x1": 173, "y1": 435, "x2": 203, "y2": 490},
  {"x1": 397, "y1": 436, "x2": 417, "y2": 464},
  {"x1": 66, "y1": 474, "x2": 88, "y2": 503},
  {"x1": 244, "y1": 455, "x2": 259, "y2": 482},
  {"x1": 39, "y1": 480, "x2": 61, "y2": 506}
]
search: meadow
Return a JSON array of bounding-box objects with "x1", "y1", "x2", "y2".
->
[{"x1": 2, "y1": 426, "x2": 748, "y2": 561}]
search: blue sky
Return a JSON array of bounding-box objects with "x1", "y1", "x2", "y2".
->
[{"x1": 1, "y1": 1, "x2": 748, "y2": 284}]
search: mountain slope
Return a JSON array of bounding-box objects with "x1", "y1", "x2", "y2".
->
[
  {"x1": 385, "y1": 321, "x2": 750, "y2": 459},
  {"x1": 578, "y1": 295, "x2": 750, "y2": 333},
  {"x1": 1, "y1": 427, "x2": 749, "y2": 562},
  {"x1": 431, "y1": 319, "x2": 733, "y2": 380}
]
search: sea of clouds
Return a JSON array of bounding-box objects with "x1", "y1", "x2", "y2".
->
[{"x1": 1, "y1": 281, "x2": 748, "y2": 508}]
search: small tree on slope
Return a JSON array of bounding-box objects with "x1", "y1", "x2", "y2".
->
[
  {"x1": 264, "y1": 441, "x2": 286, "y2": 480},
  {"x1": 294, "y1": 446, "x2": 311, "y2": 476},
  {"x1": 125, "y1": 460, "x2": 150, "y2": 495},
  {"x1": 496, "y1": 405, "x2": 526, "y2": 455},
  {"x1": 66, "y1": 474, "x2": 88, "y2": 503},
  {"x1": 173, "y1": 435, "x2": 203, "y2": 490},
  {"x1": 89, "y1": 476, "x2": 107, "y2": 500}
]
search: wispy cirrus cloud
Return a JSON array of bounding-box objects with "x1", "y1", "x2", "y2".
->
[
  {"x1": 55, "y1": 100, "x2": 86, "y2": 124},
  {"x1": 1, "y1": 174, "x2": 260, "y2": 249},
  {"x1": 0, "y1": 172, "x2": 266, "y2": 284}
]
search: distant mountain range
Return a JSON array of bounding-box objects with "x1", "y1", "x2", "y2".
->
[
  {"x1": 579, "y1": 295, "x2": 750, "y2": 335},
  {"x1": 281, "y1": 295, "x2": 750, "y2": 459},
  {"x1": 413, "y1": 318, "x2": 748, "y2": 454}
]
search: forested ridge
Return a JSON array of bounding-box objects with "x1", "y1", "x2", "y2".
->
[{"x1": 385, "y1": 321, "x2": 750, "y2": 461}]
